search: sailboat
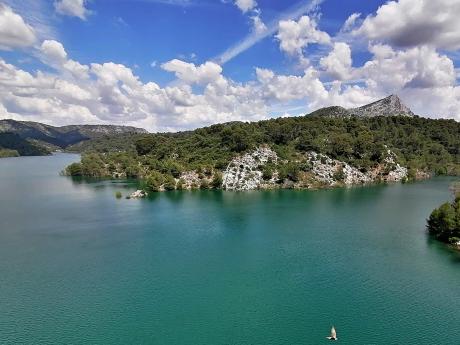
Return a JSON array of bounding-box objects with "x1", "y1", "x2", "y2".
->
[{"x1": 326, "y1": 326, "x2": 338, "y2": 341}]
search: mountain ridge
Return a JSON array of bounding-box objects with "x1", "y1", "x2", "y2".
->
[
  {"x1": 0, "y1": 119, "x2": 147, "y2": 156},
  {"x1": 310, "y1": 95, "x2": 415, "y2": 118},
  {"x1": 0, "y1": 119, "x2": 147, "y2": 157}
]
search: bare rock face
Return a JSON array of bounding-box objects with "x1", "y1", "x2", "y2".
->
[
  {"x1": 306, "y1": 149, "x2": 408, "y2": 186},
  {"x1": 386, "y1": 165, "x2": 408, "y2": 182},
  {"x1": 348, "y1": 95, "x2": 414, "y2": 118},
  {"x1": 179, "y1": 171, "x2": 201, "y2": 189},
  {"x1": 382, "y1": 150, "x2": 408, "y2": 182},
  {"x1": 223, "y1": 147, "x2": 278, "y2": 191},
  {"x1": 306, "y1": 152, "x2": 372, "y2": 186}
]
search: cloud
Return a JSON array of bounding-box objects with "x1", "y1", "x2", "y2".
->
[
  {"x1": 5, "y1": 0, "x2": 57, "y2": 42},
  {"x1": 354, "y1": 0, "x2": 460, "y2": 50},
  {"x1": 234, "y1": 0, "x2": 257, "y2": 13},
  {"x1": 359, "y1": 44, "x2": 456, "y2": 92},
  {"x1": 216, "y1": 0, "x2": 324, "y2": 64},
  {"x1": 256, "y1": 67, "x2": 328, "y2": 104},
  {"x1": 251, "y1": 13, "x2": 267, "y2": 35},
  {"x1": 320, "y1": 42, "x2": 352, "y2": 80},
  {"x1": 161, "y1": 59, "x2": 223, "y2": 85},
  {"x1": 341, "y1": 12, "x2": 361, "y2": 33},
  {"x1": 0, "y1": 4, "x2": 36, "y2": 50},
  {"x1": 40, "y1": 40, "x2": 67, "y2": 65},
  {"x1": 39, "y1": 39, "x2": 90, "y2": 79},
  {"x1": 54, "y1": 0, "x2": 90, "y2": 20},
  {"x1": 276, "y1": 15, "x2": 330, "y2": 57}
]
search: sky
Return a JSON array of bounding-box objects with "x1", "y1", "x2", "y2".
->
[{"x1": 0, "y1": 0, "x2": 459, "y2": 131}]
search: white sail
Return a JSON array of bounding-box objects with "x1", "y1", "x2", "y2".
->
[
  {"x1": 326, "y1": 326, "x2": 338, "y2": 340},
  {"x1": 330, "y1": 326, "x2": 336, "y2": 338}
]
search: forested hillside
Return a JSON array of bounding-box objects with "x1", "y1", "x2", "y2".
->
[{"x1": 65, "y1": 114, "x2": 460, "y2": 191}]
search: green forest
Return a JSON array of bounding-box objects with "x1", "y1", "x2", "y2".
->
[
  {"x1": 427, "y1": 197, "x2": 460, "y2": 245},
  {"x1": 65, "y1": 114, "x2": 460, "y2": 191}
]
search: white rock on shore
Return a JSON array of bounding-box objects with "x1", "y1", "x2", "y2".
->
[
  {"x1": 130, "y1": 189, "x2": 147, "y2": 198},
  {"x1": 306, "y1": 151, "x2": 371, "y2": 186},
  {"x1": 382, "y1": 149, "x2": 408, "y2": 182},
  {"x1": 386, "y1": 164, "x2": 408, "y2": 181},
  {"x1": 223, "y1": 147, "x2": 278, "y2": 191},
  {"x1": 179, "y1": 171, "x2": 201, "y2": 189}
]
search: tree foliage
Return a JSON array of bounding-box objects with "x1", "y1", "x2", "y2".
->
[{"x1": 427, "y1": 197, "x2": 460, "y2": 243}]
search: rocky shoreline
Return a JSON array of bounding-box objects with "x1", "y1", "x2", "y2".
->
[{"x1": 125, "y1": 146, "x2": 431, "y2": 197}]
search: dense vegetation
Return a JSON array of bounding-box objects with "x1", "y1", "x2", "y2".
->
[
  {"x1": 0, "y1": 148, "x2": 19, "y2": 158},
  {"x1": 427, "y1": 184, "x2": 460, "y2": 245},
  {"x1": 65, "y1": 115, "x2": 460, "y2": 191},
  {"x1": 0, "y1": 133, "x2": 51, "y2": 156}
]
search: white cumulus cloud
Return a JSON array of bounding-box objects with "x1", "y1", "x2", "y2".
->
[
  {"x1": 355, "y1": 0, "x2": 460, "y2": 50},
  {"x1": 40, "y1": 40, "x2": 68, "y2": 65},
  {"x1": 320, "y1": 42, "x2": 353, "y2": 80},
  {"x1": 161, "y1": 59, "x2": 223, "y2": 85},
  {"x1": 54, "y1": 0, "x2": 90, "y2": 20},
  {"x1": 234, "y1": 0, "x2": 257, "y2": 13},
  {"x1": 276, "y1": 15, "x2": 331, "y2": 57},
  {"x1": 0, "y1": 4, "x2": 36, "y2": 50}
]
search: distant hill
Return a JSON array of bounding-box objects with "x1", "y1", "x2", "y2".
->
[
  {"x1": 0, "y1": 132, "x2": 51, "y2": 157},
  {"x1": 311, "y1": 95, "x2": 415, "y2": 118},
  {"x1": 0, "y1": 119, "x2": 147, "y2": 156}
]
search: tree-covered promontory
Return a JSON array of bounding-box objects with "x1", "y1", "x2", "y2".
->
[
  {"x1": 427, "y1": 194, "x2": 460, "y2": 245},
  {"x1": 64, "y1": 114, "x2": 460, "y2": 192}
]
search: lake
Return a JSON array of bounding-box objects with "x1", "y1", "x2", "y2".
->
[{"x1": 0, "y1": 153, "x2": 459, "y2": 345}]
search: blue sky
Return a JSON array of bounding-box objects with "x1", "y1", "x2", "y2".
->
[
  {"x1": 0, "y1": 0, "x2": 459, "y2": 131},
  {"x1": 55, "y1": 0, "x2": 381, "y2": 82}
]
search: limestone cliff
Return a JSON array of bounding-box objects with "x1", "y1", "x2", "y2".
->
[
  {"x1": 223, "y1": 147, "x2": 278, "y2": 190},
  {"x1": 221, "y1": 146, "x2": 410, "y2": 191}
]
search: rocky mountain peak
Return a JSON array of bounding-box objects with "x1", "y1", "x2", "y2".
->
[{"x1": 348, "y1": 94, "x2": 414, "y2": 118}]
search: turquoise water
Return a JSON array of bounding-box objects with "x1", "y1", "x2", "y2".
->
[{"x1": 1, "y1": 154, "x2": 459, "y2": 345}]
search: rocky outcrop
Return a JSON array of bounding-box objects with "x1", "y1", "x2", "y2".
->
[
  {"x1": 221, "y1": 146, "x2": 410, "y2": 191},
  {"x1": 306, "y1": 152, "x2": 371, "y2": 186},
  {"x1": 129, "y1": 190, "x2": 148, "y2": 198},
  {"x1": 307, "y1": 149, "x2": 408, "y2": 185},
  {"x1": 382, "y1": 150, "x2": 408, "y2": 182},
  {"x1": 179, "y1": 171, "x2": 202, "y2": 189},
  {"x1": 223, "y1": 147, "x2": 278, "y2": 191}
]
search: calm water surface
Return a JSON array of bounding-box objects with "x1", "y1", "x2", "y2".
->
[{"x1": 0, "y1": 154, "x2": 459, "y2": 345}]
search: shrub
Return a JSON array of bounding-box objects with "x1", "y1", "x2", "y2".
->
[
  {"x1": 212, "y1": 172, "x2": 223, "y2": 188},
  {"x1": 176, "y1": 178, "x2": 186, "y2": 190},
  {"x1": 262, "y1": 165, "x2": 273, "y2": 180},
  {"x1": 66, "y1": 162, "x2": 83, "y2": 176},
  {"x1": 200, "y1": 179, "x2": 210, "y2": 190},
  {"x1": 145, "y1": 171, "x2": 165, "y2": 192},
  {"x1": 333, "y1": 166, "x2": 345, "y2": 182},
  {"x1": 163, "y1": 174, "x2": 176, "y2": 191}
]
